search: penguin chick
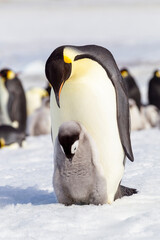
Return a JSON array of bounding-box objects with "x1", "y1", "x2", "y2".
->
[
  {"x1": 129, "y1": 99, "x2": 144, "y2": 131},
  {"x1": 27, "y1": 97, "x2": 51, "y2": 136},
  {"x1": 0, "y1": 68, "x2": 27, "y2": 132},
  {"x1": 26, "y1": 87, "x2": 49, "y2": 116},
  {"x1": 0, "y1": 125, "x2": 25, "y2": 148},
  {"x1": 141, "y1": 105, "x2": 160, "y2": 128},
  {"x1": 148, "y1": 70, "x2": 160, "y2": 110},
  {"x1": 53, "y1": 121, "x2": 137, "y2": 205},
  {"x1": 121, "y1": 68, "x2": 141, "y2": 109}
]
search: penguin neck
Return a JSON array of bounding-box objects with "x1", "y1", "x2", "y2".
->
[{"x1": 69, "y1": 58, "x2": 98, "y2": 81}]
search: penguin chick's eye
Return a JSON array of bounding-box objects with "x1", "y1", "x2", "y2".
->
[{"x1": 71, "y1": 140, "x2": 79, "y2": 154}]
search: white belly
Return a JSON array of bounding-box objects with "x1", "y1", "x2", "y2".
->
[
  {"x1": 50, "y1": 60, "x2": 124, "y2": 203},
  {"x1": 0, "y1": 79, "x2": 11, "y2": 125}
]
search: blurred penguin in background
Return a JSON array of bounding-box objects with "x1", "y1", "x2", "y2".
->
[
  {"x1": 0, "y1": 68, "x2": 27, "y2": 132},
  {"x1": 26, "y1": 87, "x2": 49, "y2": 116},
  {"x1": 141, "y1": 105, "x2": 160, "y2": 128},
  {"x1": 0, "y1": 125, "x2": 25, "y2": 149},
  {"x1": 27, "y1": 97, "x2": 51, "y2": 136},
  {"x1": 148, "y1": 70, "x2": 160, "y2": 110},
  {"x1": 121, "y1": 68, "x2": 141, "y2": 109},
  {"x1": 129, "y1": 99, "x2": 145, "y2": 131},
  {"x1": 45, "y1": 83, "x2": 51, "y2": 96}
]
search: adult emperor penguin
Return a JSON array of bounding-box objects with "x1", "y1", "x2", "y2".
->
[
  {"x1": 0, "y1": 125, "x2": 25, "y2": 148},
  {"x1": 45, "y1": 45, "x2": 134, "y2": 204},
  {"x1": 120, "y1": 68, "x2": 141, "y2": 109},
  {"x1": 148, "y1": 70, "x2": 160, "y2": 110},
  {"x1": 0, "y1": 69, "x2": 27, "y2": 132},
  {"x1": 54, "y1": 121, "x2": 137, "y2": 205}
]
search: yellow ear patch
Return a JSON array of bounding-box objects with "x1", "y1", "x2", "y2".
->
[
  {"x1": 0, "y1": 138, "x2": 5, "y2": 148},
  {"x1": 7, "y1": 70, "x2": 16, "y2": 80},
  {"x1": 121, "y1": 70, "x2": 128, "y2": 78},
  {"x1": 156, "y1": 71, "x2": 160, "y2": 78},
  {"x1": 64, "y1": 55, "x2": 72, "y2": 64}
]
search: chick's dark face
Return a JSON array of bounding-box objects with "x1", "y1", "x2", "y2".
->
[{"x1": 45, "y1": 47, "x2": 71, "y2": 107}]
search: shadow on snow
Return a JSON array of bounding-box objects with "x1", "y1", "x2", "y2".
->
[{"x1": 0, "y1": 185, "x2": 57, "y2": 207}]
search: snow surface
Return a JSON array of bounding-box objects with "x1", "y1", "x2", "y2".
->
[
  {"x1": 0, "y1": 0, "x2": 160, "y2": 239},
  {"x1": 0, "y1": 129, "x2": 160, "y2": 240}
]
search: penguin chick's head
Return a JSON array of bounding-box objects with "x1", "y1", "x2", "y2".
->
[
  {"x1": 58, "y1": 121, "x2": 81, "y2": 162},
  {"x1": 154, "y1": 69, "x2": 160, "y2": 78},
  {"x1": 120, "y1": 68, "x2": 129, "y2": 78},
  {"x1": 0, "y1": 68, "x2": 16, "y2": 81}
]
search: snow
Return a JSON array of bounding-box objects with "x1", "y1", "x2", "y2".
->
[
  {"x1": 0, "y1": 0, "x2": 160, "y2": 239},
  {"x1": 0, "y1": 130, "x2": 160, "y2": 239}
]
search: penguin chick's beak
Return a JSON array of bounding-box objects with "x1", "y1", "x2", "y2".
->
[{"x1": 68, "y1": 157, "x2": 73, "y2": 163}]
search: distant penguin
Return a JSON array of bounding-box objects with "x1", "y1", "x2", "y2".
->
[
  {"x1": 148, "y1": 70, "x2": 160, "y2": 110},
  {"x1": 141, "y1": 105, "x2": 160, "y2": 128},
  {"x1": 129, "y1": 99, "x2": 144, "y2": 131},
  {"x1": 0, "y1": 125, "x2": 25, "y2": 148},
  {"x1": 54, "y1": 121, "x2": 137, "y2": 205},
  {"x1": 27, "y1": 97, "x2": 51, "y2": 136},
  {"x1": 26, "y1": 87, "x2": 49, "y2": 116},
  {"x1": 46, "y1": 45, "x2": 134, "y2": 204},
  {"x1": 121, "y1": 68, "x2": 141, "y2": 109},
  {"x1": 0, "y1": 69, "x2": 27, "y2": 132}
]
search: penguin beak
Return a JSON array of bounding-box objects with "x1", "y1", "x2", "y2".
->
[
  {"x1": 56, "y1": 81, "x2": 64, "y2": 108},
  {"x1": 68, "y1": 157, "x2": 73, "y2": 163},
  {"x1": 45, "y1": 47, "x2": 72, "y2": 108}
]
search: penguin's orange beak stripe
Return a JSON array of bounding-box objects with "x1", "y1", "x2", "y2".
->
[{"x1": 59, "y1": 81, "x2": 64, "y2": 100}]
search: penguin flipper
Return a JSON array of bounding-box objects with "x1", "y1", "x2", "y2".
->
[{"x1": 111, "y1": 72, "x2": 134, "y2": 162}]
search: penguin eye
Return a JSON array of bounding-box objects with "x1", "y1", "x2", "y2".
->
[{"x1": 71, "y1": 140, "x2": 79, "y2": 154}]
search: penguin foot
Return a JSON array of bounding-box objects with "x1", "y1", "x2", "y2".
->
[{"x1": 120, "y1": 185, "x2": 138, "y2": 197}]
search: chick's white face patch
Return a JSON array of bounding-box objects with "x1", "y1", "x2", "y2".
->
[
  {"x1": 60, "y1": 145, "x2": 65, "y2": 154},
  {"x1": 71, "y1": 140, "x2": 79, "y2": 154}
]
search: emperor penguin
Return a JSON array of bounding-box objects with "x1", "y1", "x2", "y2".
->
[
  {"x1": 27, "y1": 97, "x2": 51, "y2": 136},
  {"x1": 26, "y1": 87, "x2": 49, "y2": 116},
  {"x1": 54, "y1": 121, "x2": 137, "y2": 205},
  {"x1": 45, "y1": 45, "x2": 134, "y2": 204},
  {"x1": 148, "y1": 70, "x2": 160, "y2": 110},
  {"x1": 0, "y1": 125, "x2": 25, "y2": 149},
  {"x1": 120, "y1": 68, "x2": 141, "y2": 109},
  {"x1": 0, "y1": 69, "x2": 27, "y2": 132}
]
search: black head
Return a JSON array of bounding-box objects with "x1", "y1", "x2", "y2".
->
[
  {"x1": 58, "y1": 121, "x2": 81, "y2": 161},
  {"x1": 120, "y1": 68, "x2": 129, "y2": 78},
  {"x1": 153, "y1": 70, "x2": 160, "y2": 78},
  {"x1": 45, "y1": 44, "x2": 119, "y2": 108},
  {"x1": 45, "y1": 46, "x2": 71, "y2": 107},
  {"x1": 0, "y1": 68, "x2": 16, "y2": 80}
]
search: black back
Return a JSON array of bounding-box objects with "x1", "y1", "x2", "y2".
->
[
  {"x1": 5, "y1": 76, "x2": 27, "y2": 132},
  {"x1": 46, "y1": 45, "x2": 134, "y2": 162},
  {"x1": 121, "y1": 68, "x2": 141, "y2": 109},
  {"x1": 148, "y1": 71, "x2": 160, "y2": 110}
]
